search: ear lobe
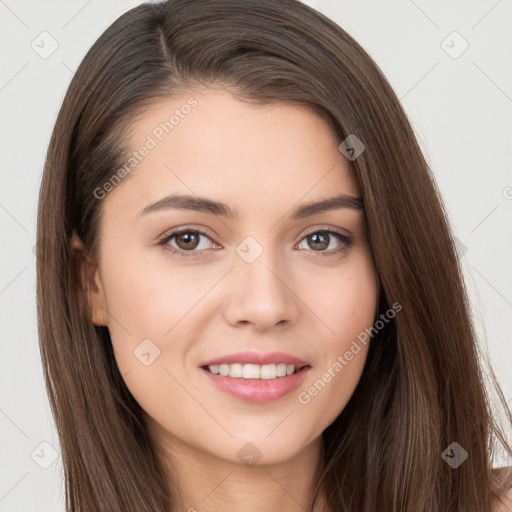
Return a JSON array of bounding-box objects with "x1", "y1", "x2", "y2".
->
[{"x1": 70, "y1": 230, "x2": 109, "y2": 326}]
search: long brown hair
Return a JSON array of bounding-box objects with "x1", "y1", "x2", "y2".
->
[{"x1": 36, "y1": 0, "x2": 512, "y2": 510}]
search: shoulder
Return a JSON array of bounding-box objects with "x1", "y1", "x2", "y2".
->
[
  {"x1": 493, "y1": 487, "x2": 512, "y2": 512},
  {"x1": 492, "y1": 466, "x2": 512, "y2": 512}
]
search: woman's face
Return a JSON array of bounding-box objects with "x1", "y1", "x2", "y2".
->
[{"x1": 84, "y1": 87, "x2": 378, "y2": 466}]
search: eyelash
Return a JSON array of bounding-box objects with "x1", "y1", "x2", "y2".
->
[{"x1": 156, "y1": 225, "x2": 353, "y2": 258}]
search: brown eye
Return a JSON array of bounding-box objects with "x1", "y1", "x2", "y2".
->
[
  {"x1": 306, "y1": 232, "x2": 330, "y2": 251},
  {"x1": 297, "y1": 228, "x2": 353, "y2": 255},
  {"x1": 157, "y1": 228, "x2": 218, "y2": 257},
  {"x1": 174, "y1": 231, "x2": 201, "y2": 250}
]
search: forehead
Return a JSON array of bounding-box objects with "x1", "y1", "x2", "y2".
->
[{"x1": 104, "y1": 88, "x2": 359, "y2": 216}]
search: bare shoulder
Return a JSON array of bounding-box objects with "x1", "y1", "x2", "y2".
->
[
  {"x1": 493, "y1": 486, "x2": 512, "y2": 512},
  {"x1": 493, "y1": 466, "x2": 512, "y2": 512}
]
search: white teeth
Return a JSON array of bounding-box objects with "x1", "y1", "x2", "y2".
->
[
  {"x1": 243, "y1": 364, "x2": 260, "y2": 379},
  {"x1": 229, "y1": 363, "x2": 243, "y2": 378},
  {"x1": 276, "y1": 363, "x2": 287, "y2": 377},
  {"x1": 207, "y1": 363, "x2": 300, "y2": 379},
  {"x1": 260, "y1": 364, "x2": 275, "y2": 379}
]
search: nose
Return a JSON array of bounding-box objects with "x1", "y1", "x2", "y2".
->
[{"x1": 223, "y1": 246, "x2": 301, "y2": 331}]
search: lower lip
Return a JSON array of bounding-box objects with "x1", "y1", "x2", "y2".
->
[{"x1": 201, "y1": 366, "x2": 311, "y2": 403}]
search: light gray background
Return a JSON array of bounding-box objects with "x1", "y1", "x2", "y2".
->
[{"x1": 1, "y1": 1, "x2": 511, "y2": 510}]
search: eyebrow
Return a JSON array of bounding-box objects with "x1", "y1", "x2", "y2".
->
[{"x1": 139, "y1": 193, "x2": 363, "y2": 220}]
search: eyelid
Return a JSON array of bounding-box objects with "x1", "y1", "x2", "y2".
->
[
  {"x1": 156, "y1": 223, "x2": 218, "y2": 243},
  {"x1": 300, "y1": 224, "x2": 351, "y2": 240}
]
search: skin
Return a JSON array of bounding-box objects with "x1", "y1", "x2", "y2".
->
[{"x1": 73, "y1": 87, "x2": 379, "y2": 512}]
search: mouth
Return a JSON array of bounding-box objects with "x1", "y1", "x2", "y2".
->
[
  {"x1": 200, "y1": 363, "x2": 312, "y2": 403},
  {"x1": 201, "y1": 362, "x2": 310, "y2": 379}
]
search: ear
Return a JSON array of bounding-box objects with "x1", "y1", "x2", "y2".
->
[{"x1": 70, "y1": 230, "x2": 109, "y2": 326}]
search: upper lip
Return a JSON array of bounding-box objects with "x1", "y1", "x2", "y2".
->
[{"x1": 200, "y1": 351, "x2": 310, "y2": 367}]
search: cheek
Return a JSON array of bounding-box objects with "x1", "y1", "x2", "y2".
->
[
  {"x1": 298, "y1": 253, "x2": 377, "y2": 421},
  {"x1": 97, "y1": 254, "x2": 199, "y2": 420},
  {"x1": 99, "y1": 249, "x2": 205, "y2": 335},
  {"x1": 96, "y1": 249, "x2": 201, "y2": 376},
  {"x1": 312, "y1": 251, "x2": 378, "y2": 346}
]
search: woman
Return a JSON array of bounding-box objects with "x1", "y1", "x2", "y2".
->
[{"x1": 36, "y1": 0, "x2": 512, "y2": 510}]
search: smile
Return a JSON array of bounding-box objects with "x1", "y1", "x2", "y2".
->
[
  {"x1": 201, "y1": 364, "x2": 311, "y2": 403},
  {"x1": 206, "y1": 363, "x2": 301, "y2": 379}
]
